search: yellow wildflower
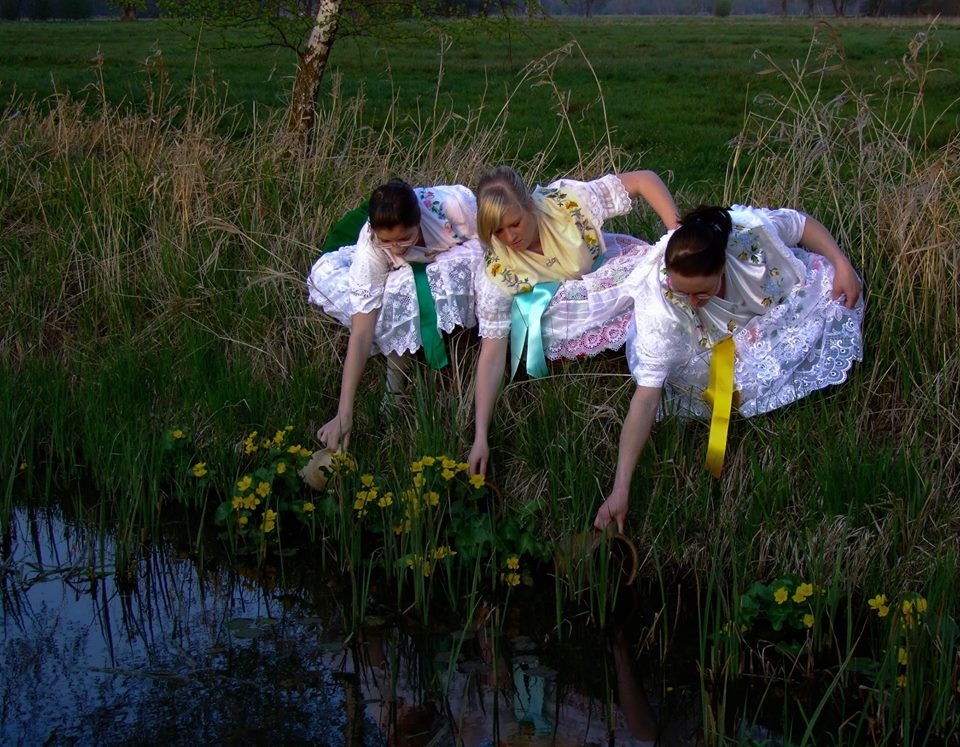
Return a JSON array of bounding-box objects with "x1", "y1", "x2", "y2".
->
[
  {"x1": 238, "y1": 515, "x2": 249, "y2": 527},
  {"x1": 469, "y1": 473, "x2": 485, "y2": 488},
  {"x1": 901, "y1": 599, "x2": 914, "y2": 616},
  {"x1": 422, "y1": 561, "x2": 432, "y2": 578},
  {"x1": 422, "y1": 456, "x2": 436, "y2": 467},
  {"x1": 231, "y1": 496, "x2": 243, "y2": 511},
  {"x1": 241, "y1": 494, "x2": 260, "y2": 511},
  {"x1": 897, "y1": 674, "x2": 907, "y2": 689},
  {"x1": 773, "y1": 587, "x2": 789, "y2": 604},
  {"x1": 457, "y1": 462, "x2": 469, "y2": 472},
  {"x1": 171, "y1": 429, "x2": 185, "y2": 440},
  {"x1": 276, "y1": 461, "x2": 287, "y2": 475},
  {"x1": 19, "y1": 461, "x2": 27, "y2": 472},
  {"x1": 898, "y1": 647, "x2": 908, "y2": 666},
  {"x1": 504, "y1": 572, "x2": 520, "y2": 587},
  {"x1": 237, "y1": 475, "x2": 252, "y2": 492},
  {"x1": 424, "y1": 491, "x2": 440, "y2": 507},
  {"x1": 191, "y1": 462, "x2": 208, "y2": 478},
  {"x1": 360, "y1": 474, "x2": 375, "y2": 488},
  {"x1": 353, "y1": 496, "x2": 366, "y2": 511},
  {"x1": 413, "y1": 473, "x2": 425, "y2": 489},
  {"x1": 303, "y1": 502, "x2": 315, "y2": 513},
  {"x1": 262, "y1": 509, "x2": 277, "y2": 533},
  {"x1": 792, "y1": 582, "x2": 814, "y2": 604},
  {"x1": 256, "y1": 481, "x2": 271, "y2": 498},
  {"x1": 442, "y1": 457, "x2": 457, "y2": 470},
  {"x1": 378, "y1": 493, "x2": 394, "y2": 509},
  {"x1": 803, "y1": 613, "x2": 815, "y2": 629},
  {"x1": 916, "y1": 597, "x2": 928, "y2": 614},
  {"x1": 411, "y1": 461, "x2": 423, "y2": 473},
  {"x1": 441, "y1": 468, "x2": 456, "y2": 481},
  {"x1": 244, "y1": 432, "x2": 259, "y2": 454},
  {"x1": 272, "y1": 430, "x2": 286, "y2": 447},
  {"x1": 432, "y1": 546, "x2": 457, "y2": 560},
  {"x1": 868, "y1": 594, "x2": 890, "y2": 617},
  {"x1": 506, "y1": 556, "x2": 520, "y2": 570}
]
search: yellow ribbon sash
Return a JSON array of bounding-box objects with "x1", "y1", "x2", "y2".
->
[{"x1": 703, "y1": 336, "x2": 735, "y2": 479}]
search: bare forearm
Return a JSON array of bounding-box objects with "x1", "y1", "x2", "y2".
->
[
  {"x1": 618, "y1": 170, "x2": 680, "y2": 230},
  {"x1": 473, "y1": 337, "x2": 508, "y2": 443},
  {"x1": 338, "y1": 312, "x2": 376, "y2": 415},
  {"x1": 612, "y1": 386, "x2": 661, "y2": 494}
]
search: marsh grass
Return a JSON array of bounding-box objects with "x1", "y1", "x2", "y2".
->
[{"x1": 2, "y1": 18, "x2": 960, "y2": 745}]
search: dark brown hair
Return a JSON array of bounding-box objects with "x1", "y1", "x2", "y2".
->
[{"x1": 665, "y1": 205, "x2": 732, "y2": 277}]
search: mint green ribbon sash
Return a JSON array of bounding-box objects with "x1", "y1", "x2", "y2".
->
[{"x1": 510, "y1": 281, "x2": 560, "y2": 380}]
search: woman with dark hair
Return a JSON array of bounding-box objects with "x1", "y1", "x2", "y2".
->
[
  {"x1": 468, "y1": 165, "x2": 680, "y2": 478},
  {"x1": 308, "y1": 180, "x2": 481, "y2": 453},
  {"x1": 593, "y1": 204, "x2": 864, "y2": 533}
]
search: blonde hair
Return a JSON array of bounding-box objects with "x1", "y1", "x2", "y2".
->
[{"x1": 475, "y1": 165, "x2": 530, "y2": 246}]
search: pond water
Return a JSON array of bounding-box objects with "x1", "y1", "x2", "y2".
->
[{"x1": 1, "y1": 505, "x2": 704, "y2": 746}]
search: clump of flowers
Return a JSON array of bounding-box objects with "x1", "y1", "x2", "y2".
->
[
  {"x1": 731, "y1": 574, "x2": 825, "y2": 637},
  {"x1": 212, "y1": 425, "x2": 316, "y2": 552}
]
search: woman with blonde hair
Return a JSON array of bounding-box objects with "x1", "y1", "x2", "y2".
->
[{"x1": 468, "y1": 165, "x2": 680, "y2": 477}]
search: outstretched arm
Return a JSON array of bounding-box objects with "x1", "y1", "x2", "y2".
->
[
  {"x1": 594, "y1": 384, "x2": 662, "y2": 533},
  {"x1": 799, "y1": 214, "x2": 861, "y2": 308},
  {"x1": 468, "y1": 336, "x2": 509, "y2": 477},
  {"x1": 316, "y1": 310, "x2": 377, "y2": 453},
  {"x1": 617, "y1": 170, "x2": 680, "y2": 231}
]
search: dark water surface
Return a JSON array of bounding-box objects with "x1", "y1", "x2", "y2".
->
[{"x1": 1, "y1": 505, "x2": 702, "y2": 746}]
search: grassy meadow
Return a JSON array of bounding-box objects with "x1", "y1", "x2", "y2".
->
[{"x1": 2, "y1": 14, "x2": 960, "y2": 744}]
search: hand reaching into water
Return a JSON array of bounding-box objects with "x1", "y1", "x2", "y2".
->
[{"x1": 593, "y1": 489, "x2": 629, "y2": 534}]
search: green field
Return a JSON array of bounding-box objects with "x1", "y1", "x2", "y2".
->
[
  {"x1": 2, "y1": 14, "x2": 960, "y2": 743},
  {"x1": 2, "y1": 16, "x2": 959, "y2": 189}
]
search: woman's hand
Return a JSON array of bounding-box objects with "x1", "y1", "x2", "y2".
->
[
  {"x1": 468, "y1": 438, "x2": 489, "y2": 477},
  {"x1": 317, "y1": 412, "x2": 352, "y2": 453},
  {"x1": 593, "y1": 488, "x2": 629, "y2": 534},
  {"x1": 832, "y1": 257, "x2": 862, "y2": 308}
]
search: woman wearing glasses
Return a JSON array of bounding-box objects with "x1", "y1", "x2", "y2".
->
[
  {"x1": 593, "y1": 204, "x2": 864, "y2": 533},
  {"x1": 308, "y1": 180, "x2": 481, "y2": 453}
]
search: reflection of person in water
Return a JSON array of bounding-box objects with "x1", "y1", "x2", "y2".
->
[{"x1": 329, "y1": 621, "x2": 661, "y2": 747}]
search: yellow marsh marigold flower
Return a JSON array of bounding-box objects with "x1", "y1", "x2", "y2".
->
[
  {"x1": 457, "y1": 462, "x2": 469, "y2": 472},
  {"x1": 238, "y1": 515, "x2": 249, "y2": 527},
  {"x1": 422, "y1": 560, "x2": 432, "y2": 577},
  {"x1": 504, "y1": 572, "x2": 521, "y2": 587},
  {"x1": 19, "y1": 461, "x2": 27, "y2": 472},
  {"x1": 902, "y1": 599, "x2": 914, "y2": 616},
  {"x1": 421, "y1": 456, "x2": 436, "y2": 467},
  {"x1": 793, "y1": 583, "x2": 814, "y2": 604},
  {"x1": 898, "y1": 647, "x2": 908, "y2": 666},
  {"x1": 171, "y1": 428, "x2": 186, "y2": 440},
  {"x1": 272, "y1": 430, "x2": 286, "y2": 447},
  {"x1": 916, "y1": 597, "x2": 928, "y2": 614},
  {"x1": 262, "y1": 509, "x2": 278, "y2": 533},
  {"x1": 410, "y1": 461, "x2": 423, "y2": 473},
  {"x1": 442, "y1": 468, "x2": 456, "y2": 481},
  {"x1": 256, "y1": 481, "x2": 271, "y2": 498},
  {"x1": 276, "y1": 461, "x2": 287, "y2": 475},
  {"x1": 506, "y1": 556, "x2": 520, "y2": 570},
  {"x1": 432, "y1": 546, "x2": 457, "y2": 560},
  {"x1": 868, "y1": 594, "x2": 890, "y2": 617},
  {"x1": 424, "y1": 491, "x2": 440, "y2": 507},
  {"x1": 360, "y1": 474, "x2": 375, "y2": 488},
  {"x1": 469, "y1": 473, "x2": 485, "y2": 488},
  {"x1": 413, "y1": 473, "x2": 425, "y2": 489},
  {"x1": 803, "y1": 613, "x2": 815, "y2": 629},
  {"x1": 231, "y1": 496, "x2": 243, "y2": 511},
  {"x1": 442, "y1": 457, "x2": 457, "y2": 470},
  {"x1": 303, "y1": 502, "x2": 315, "y2": 513},
  {"x1": 244, "y1": 432, "x2": 259, "y2": 454},
  {"x1": 241, "y1": 494, "x2": 260, "y2": 511},
  {"x1": 192, "y1": 462, "x2": 208, "y2": 478},
  {"x1": 897, "y1": 674, "x2": 907, "y2": 689},
  {"x1": 237, "y1": 475, "x2": 252, "y2": 492},
  {"x1": 773, "y1": 587, "x2": 789, "y2": 604},
  {"x1": 378, "y1": 493, "x2": 394, "y2": 509}
]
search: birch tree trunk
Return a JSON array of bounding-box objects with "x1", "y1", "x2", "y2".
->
[{"x1": 287, "y1": 0, "x2": 342, "y2": 138}]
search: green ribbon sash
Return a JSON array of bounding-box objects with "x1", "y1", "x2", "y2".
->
[{"x1": 323, "y1": 199, "x2": 447, "y2": 369}]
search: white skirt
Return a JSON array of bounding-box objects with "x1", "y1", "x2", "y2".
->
[
  {"x1": 543, "y1": 233, "x2": 655, "y2": 360},
  {"x1": 306, "y1": 241, "x2": 484, "y2": 357}
]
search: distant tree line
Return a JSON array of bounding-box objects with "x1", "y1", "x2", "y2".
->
[{"x1": 0, "y1": 0, "x2": 954, "y2": 24}]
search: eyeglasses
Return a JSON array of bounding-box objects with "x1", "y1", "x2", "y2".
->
[
  {"x1": 371, "y1": 228, "x2": 420, "y2": 251},
  {"x1": 670, "y1": 272, "x2": 724, "y2": 302}
]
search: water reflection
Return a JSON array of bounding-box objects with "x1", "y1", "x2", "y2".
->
[{"x1": 1, "y1": 506, "x2": 697, "y2": 746}]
